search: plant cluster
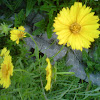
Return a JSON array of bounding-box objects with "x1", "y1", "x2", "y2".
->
[
  {"x1": 82, "y1": 37, "x2": 100, "y2": 74},
  {"x1": 0, "y1": 0, "x2": 100, "y2": 100}
]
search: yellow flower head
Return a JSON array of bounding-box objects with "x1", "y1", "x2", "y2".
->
[
  {"x1": 53, "y1": 2, "x2": 100, "y2": 51},
  {"x1": 0, "y1": 55, "x2": 14, "y2": 88},
  {"x1": 45, "y1": 58, "x2": 52, "y2": 91},
  {"x1": 0, "y1": 48, "x2": 14, "y2": 88},
  {"x1": 0, "y1": 47, "x2": 10, "y2": 57},
  {"x1": 10, "y1": 26, "x2": 26, "y2": 44}
]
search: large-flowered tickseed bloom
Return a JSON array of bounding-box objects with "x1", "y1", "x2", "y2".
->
[
  {"x1": 0, "y1": 48, "x2": 14, "y2": 88},
  {"x1": 53, "y1": 2, "x2": 100, "y2": 51},
  {"x1": 45, "y1": 58, "x2": 52, "y2": 91},
  {"x1": 10, "y1": 26, "x2": 26, "y2": 44}
]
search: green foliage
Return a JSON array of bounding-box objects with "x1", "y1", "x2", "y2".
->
[
  {"x1": 2, "y1": 0, "x2": 23, "y2": 11},
  {"x1": 0, "y1": 46, "x2": 100, "y2": 100},
  {"x1": 33, "y1": 19, "x2": 46, "y2": 35},
  {"x1": 82, "y1": 38, "x2": 100, "y2": 74},
  {"x1": 26, "y1": 0, "x2": 37, "y2": 17},
  {"x1": 0, "y1": 0, "x2": 100, "y2": 100},
  {"x1": 15, "y1": 9, "x2": 26, "y2": 27},
  {"x1": 0, "y1": 0, "x2": 99, "y2": 37}
]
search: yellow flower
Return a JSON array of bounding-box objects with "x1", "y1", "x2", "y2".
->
[
  {"x1": 45, "y1": 58, "x2": 52, "y2": 91},
  {"x1": 53, "y1": 2, "x2": 100, "y2": 51},
  {"x1": 0, "y1": 55, "x2": 14, "y2": 88},
  {"x1": 0, "y1": 47, "x2": 10, "y2": 57},
  {"x1": 0, "y1": 48, "x2": 14, "y2": 88},
  {"x1": 10, "y1": 26, "x2": 26, "y2": 44}
]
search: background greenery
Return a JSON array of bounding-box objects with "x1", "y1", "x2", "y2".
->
[
  {"x1": 0, "y1": 0, "x2": 100, "y2": 38},
  {"x1": 0, "y1": 0, "x2": 100, "y2": 100}
]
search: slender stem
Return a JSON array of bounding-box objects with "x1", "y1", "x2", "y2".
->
[
  {"x1": 46, "y1": 39, "x2": 57, "y2": 50},
  {"x1": 50, "y1": 45, "x2": 65, "y2": 60},
  {"x1": 26, "y1": 32, "x2": 37, "y2": 47},
  {"x1": 14, "y1": 69, "x2": 29, "y2": 73},
  {"x1": 57, "y1": 72, "x2": 75, "y2": 75}
]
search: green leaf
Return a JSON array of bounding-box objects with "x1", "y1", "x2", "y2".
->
[
  {"x1": 46, "y1": 19, "x2": 53, "y2": 38},
  {"x1": 40, "y1": 2, "x2": 56, "y2": 12},
  {"x1": 33, "y1": 28, "x2": 43, "y2": 35},
  {"x1": 15, "y1": 9, "x2": 25, "y2": 27},
  {"x1": 93, "y1": 45, "x2": 100, "y2": 62},
  {"x1": 26, "y1": 0, "x2": 37, "y2": 17},
  {"x1": 82, "y1": 50, "x2": 88, "y2": 62},
  {"x1": 2, "y1": 0, "x2": 23, "y2": 11},
  {"x1": 87, "y1": 61, "x2": 94, "y2": 67},
  {"x1": 34, "y1": 46, "x2": 39, "y2": 61},
  {"x1": 47, "y1": 26, "x2": 53, "y2": 38},
  {"x1": 95, "y1": 64, "x2": 100, "y2": 71},
  {"x1": 33, "y1": 19, "x2": 46, "y2": 35},
  {"x1": 34, "y1": 19, "x2": 45, "y2": 28},
  {"x1": 37, "y1": 0, "x2": 42, "y2": 5}
]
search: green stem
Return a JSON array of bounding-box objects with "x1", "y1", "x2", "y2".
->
[
  {"x1": 46, "y1": 39, "x2": 57, "y2": 50},
  {"x1": 57, "y1": 72, "x2": 75, "y2": 75},
  {"x1": 14, "y1": 69, "x2": 29, "y2": 73},
  {"x1": 86, "y1": 72, "x2": 91, "y2": 91},
  {"x1": 26, "y1": 32, "x2": 37, "y2": 47},
  {"x1": 50, "y1": 45, "x2": 65, "y2": 60}
]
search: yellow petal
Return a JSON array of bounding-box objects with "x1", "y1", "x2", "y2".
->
[
  {"x1": 57, "y1": 8, "x2": 71, "y2": 25},
  {"x1": 53, "y1": 20, "x2": 67, "y2": 32},
  {"x1": 77, "y1": 6, "x2": 92, "y2": 23},
  {"x1": 18, "y1": 26, "x2": 25, "y2": 31},
  {"x1": 70, "y1": 2, "x2": 82, "y2": 22},
  {"x1": 79, "y1": 12, "x2": 99, "y2": 26}
]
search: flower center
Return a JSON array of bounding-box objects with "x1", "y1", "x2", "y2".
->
[
  {"x1": 18, "y1": 32, "x2": 24, "y2": 39},
  {"x1": 70, "y1": 22, "x2": 81, "y2": 33},
  {"x1": 2, "y1": 64, "x2": 8, "y2": 78},
  {"x1": 46, "y1": 70, "x2": 49, "y2": 76}
]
